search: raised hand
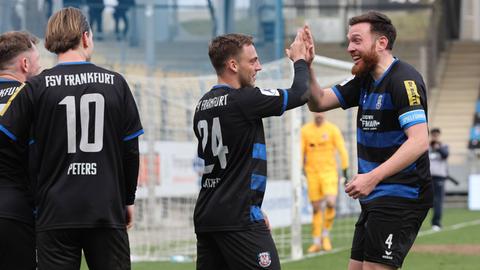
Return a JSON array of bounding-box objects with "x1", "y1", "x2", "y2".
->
[
  {"x1": 285, "y1": 29, "x2": 307, "y2": 62},
  {"x1": 303, "y1": 24, "x2": 315, "y2": 66}
]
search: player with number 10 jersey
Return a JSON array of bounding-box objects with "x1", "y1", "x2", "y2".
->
[
  {"x1": 0, "y1": 62, "x2": 143, "y2": 231},
  {"x1": 0, "y1": 7, "x2": 142, "y2": 270}
]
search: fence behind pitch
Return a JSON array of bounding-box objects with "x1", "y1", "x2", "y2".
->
[{"x1": 127, "y1": 55, "x2": 360, "y2": 261}]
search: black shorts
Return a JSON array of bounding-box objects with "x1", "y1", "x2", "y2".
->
[
  {"x1": 350, "y1": 205, "x2": 428, "y2": 268},
  {"x1": 37, "y1": 228, "x2": 130, "y2": 270},
  {"x1": 196, "y1": 225, "x2": 280, "y2": 270},
  {"x1": 0, "y1": 218, "x2": 35, "y2": 270}
]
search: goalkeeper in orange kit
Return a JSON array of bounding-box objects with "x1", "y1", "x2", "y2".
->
[{"x1": 301, "y1": 112, "x2": 349, "y2": 253}]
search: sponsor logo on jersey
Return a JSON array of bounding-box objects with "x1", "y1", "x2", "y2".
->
[
  {"x1": 403, "y1": 80, "x2": 421, "y2": 106},
  {"x1": 258, "y1": 252, "x2": 272, "y2": 268},
  {"x1": 339, "y1": 75, "x2": 355, "y2": 86},
  {"x1": 360, "y1": 114, "x2": 380, "y2": 131},
  {"x1": 260, "y1": 88, "x2": 279, "y2": 96}
]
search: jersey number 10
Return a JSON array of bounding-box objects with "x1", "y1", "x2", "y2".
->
[
  {"x1": 197, "y1": 117, "x2": 229, "y2": 173},
  {"x1": 59, "y1": 94, "x2": 105, "y2": 153}
]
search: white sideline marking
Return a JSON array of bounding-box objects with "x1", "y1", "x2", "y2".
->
[{"x1": 283, "y1": 218, "x2": 480, "y2": 264}]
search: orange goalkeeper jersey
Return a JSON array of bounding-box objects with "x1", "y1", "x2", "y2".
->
[{"x1": 301, "y1": 121, "x2": 349, "y2": 174}]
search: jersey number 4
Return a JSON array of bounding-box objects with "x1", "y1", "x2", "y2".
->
[
  {"x1": 197, "y1": 117, "x2": 229, "y2": 173},
  {"x1": 59, "y1": 94, "x2": 105, "y2": 153}
]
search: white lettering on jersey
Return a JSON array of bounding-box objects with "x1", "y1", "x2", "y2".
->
[
  {"x1": 202, "y1": 177, "x2": 221, "y2": 188},
  {"x1": 45, "y1": 75, "x2": 62, "y2": 87},
  {"x1": 197, "y1": 94, "x2": 228, "y2": 111},
  {"x1": 339, "y1": 75, "x2": 355, "y2": 86},
  {"x1": 0, "y1": 87, "x2": 17, "y2": 98},
  {"x1": 46, "y1": 73, "x2": 114, "y2": 87},
  {"x1": 67, "y1": 162, "x2": 97, "y2": 175},
  {"x1": 259, "y1": 88, "x2": 279, "y2": 96},
  {"x1": 360, "y1": 114, "x2": 381, "y2": 131}
]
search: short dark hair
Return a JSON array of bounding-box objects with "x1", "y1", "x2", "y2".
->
[
  {"x1": 349, "y1": 11, "x2": 397, "y2": 50},
  {"x1": 431, "y1": 128, "x2": 441, "y2": 134},
  {"x1": 45, "y1": 7, "x2": 91, "y2": 54},
  {"x1": 0, "y1": 31, "x2": 38, "y2": 70},
  {"x1": 208, "y1": 33, "x2": 254, "y2": 75}
]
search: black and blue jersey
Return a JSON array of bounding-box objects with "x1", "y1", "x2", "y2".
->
[
  {"x1": 0, "y1": 78, "x2": 33, "y2": 225},
  {"x1": 193, "y1": 60, "x2": 309, "y2": 232},
  {"x1": 333, "y1": 59, "x2": 432, "y2": 208},
  {"x1": 0, "y1": 62, "x2": 143, "y2": 231}
]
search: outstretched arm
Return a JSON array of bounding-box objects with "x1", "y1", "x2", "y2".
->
[{"x1": 302, "y1": 25, "x2": 342, "y2": 112}]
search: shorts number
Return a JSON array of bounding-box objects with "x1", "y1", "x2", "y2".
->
[
  {"x1": 197, "y1": 117, "x2": 229, "y2": 171},
  {"x1": 59, "y1": 94, "x2": 105, "y2": 153},
  {"x1": 385, "y1": 234, "x2": 393, "y2": 250}
]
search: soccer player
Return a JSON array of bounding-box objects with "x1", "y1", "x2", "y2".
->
[
  {"x1": 193, "y1": 31, "x2": 310, "y2": 270},
  {"x1": 305, "y1": 11, "x2": 432, "y2": 270},
  {"x1": 301, "y1": 112, "x2": 349, "y2": 253},
  {"x1": 0, "y1": 31, "x2": 40, "y2": 270},
  {"x1": 0, "y1": 8, "x2": 143, "y2": 270}
]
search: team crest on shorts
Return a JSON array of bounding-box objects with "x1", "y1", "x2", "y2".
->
[{"x1": 258, "y1": 251, "x2": 271, "y2": 268}]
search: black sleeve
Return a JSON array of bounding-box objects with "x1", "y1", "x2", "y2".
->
[
  {"x1": 121, "y1": 76, "x2": 144, "y2": 141},
  {"x1": 390, "y1": 76, "x2": 428, "y2": 129},
  {"x1": 284, "y1": 59, "x2": 310, "y2": 110},
  {"x1": 238, "y1": 59, "x2": 309, "y2": 119},
  {"x1": 0, "y1": 83, "x2": 34, "y2": 142},
  {"x1": 123, "y1": 137, "x2": 139, "y2": 205},
  {"x1": 332, "y1": 75, "x2": 362, "y2": 109}
]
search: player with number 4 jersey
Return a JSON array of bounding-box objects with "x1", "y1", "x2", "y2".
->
[
  {"x1": 193, "y1": 30, "x2": 311, "y2": 270},
  {"x1": 0, "y1": 8, "x2": 142, "y2": 270}
]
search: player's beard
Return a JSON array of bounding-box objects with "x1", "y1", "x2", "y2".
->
[
  {"x1": 351, "y1": 45, "x2": 379, "y2": 77},
  {"x1": 239, "y1": 71, "x2": 255, "y2": 88}
]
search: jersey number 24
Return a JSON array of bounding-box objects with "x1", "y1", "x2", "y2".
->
[{"x1": 197, "y1": 117, "x2": 229, "y2": 173}]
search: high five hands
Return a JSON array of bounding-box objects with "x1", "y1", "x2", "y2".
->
[{"x1": 286, "y1": 25, "x2": 315, "y2": 65}]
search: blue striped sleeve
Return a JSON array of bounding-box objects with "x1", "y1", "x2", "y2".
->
[
  {"x1": 398, "y1": 109, "x2": 427, "y2": 129},
  {"x1": 280, "y1": 89, "x2": 288, "y2": 115},
  {"x1": 332, "y1": 86, "x2": 347, "y2": 109},
  {"x1": 123, "y1": 129, "x2": 144, "y2": 141}
]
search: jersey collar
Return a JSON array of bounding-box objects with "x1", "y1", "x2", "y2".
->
[
  {"x1": 0, "y1": 77, "x2": 18, "y2": 83},
  {"x1": 211, "y1": 84, "x2": 233, "y2": 90},
  {"x1": 56, "y1": 61, "x2": 92, "y2": 66},
  {"x1": 373, "y1": 57, "x2": 398, "y2": 87}
]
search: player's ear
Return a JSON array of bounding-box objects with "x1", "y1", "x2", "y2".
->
[
  {"x1": 227, "y1": 58, "x2": 238, "y2": 73},
  {"x1": 20, "y1": 56, "x2": 28, "y2": 73},
  {"x1": 82, "y1": 31, "x2": 91, "y2": 49},
  {"x1": 377, "y1": 36, "x2": 388, "y2": 51}
]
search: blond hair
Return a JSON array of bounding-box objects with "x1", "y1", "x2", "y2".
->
[{"x1": 45, "y1": 7, "x2": 91, "y2": 54}]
